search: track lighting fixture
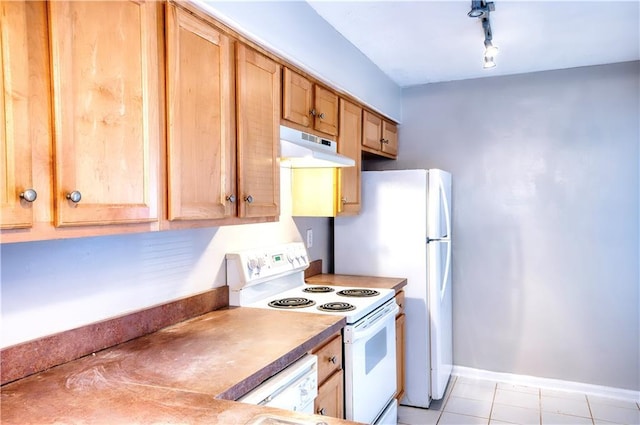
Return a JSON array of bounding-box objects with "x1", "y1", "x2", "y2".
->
[{"x1": 469, "y1": 1, "x2": 498, "y2": 69}]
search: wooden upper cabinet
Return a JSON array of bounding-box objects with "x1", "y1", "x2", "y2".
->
[
  {"x1": 236, "y1": 44, "x2": 280, "y2": 218},
  {"x1": 362, "y1": 109, "x2": 398, "y2": 159},
  {"x1": 165, "y1": 3, "x2": 235, "y2": 221},
  {"x1": 382, "y1": 119, "x2": 398, "y2": 156},
  {"x1": 313, "y1": 85, "x2": 339, "y2": 136},
  {"x1": 282, "y1": 68, "x2": 313, "y2": 128},
  {"x1": 282, "y1": 67, "x2": 338, "y2": 137},
  {"x1": 48, "y1": 1, "x2": 161, "y2": 226},
  {"x1": 337, "y1": 98, "x2": 361, "y2": 216},
  {"x1": 0, "y1": 1, "x2": 34, "y2": 229}
]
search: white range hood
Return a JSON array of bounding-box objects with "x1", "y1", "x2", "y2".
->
[{"x1": 279, "y1": 125, "x2": 355, "y2": 168}]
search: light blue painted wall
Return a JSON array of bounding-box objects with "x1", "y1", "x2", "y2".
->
[
  {"x1": 0, "y1": 172, "x2": 332, "y2": 348},
  {"x1": 366, "y1": 61, "x2": 640, "y2": 391},
  {"x1": 196, "y1": 0, "x2": 402, "y2": 121}
]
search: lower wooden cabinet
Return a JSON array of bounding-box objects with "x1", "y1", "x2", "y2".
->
[
  {"x1": 395, "y1": 290, "x2": 406, "y2": 400},
  {"x1": 311, "y1": 332, "x2": 344, "y2": 418},
  {"x1": 315, "y1": 369, "x2": 344, "y2": 417}
]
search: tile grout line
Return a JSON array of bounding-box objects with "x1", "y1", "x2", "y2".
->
[
  {"x1": 536, "y1": 392, "x2": 545, "y2": 424},
  {"x1": 487, "y1": 382, "x2": 498, "y2": 425},
  {"x1": 584, "y1": 394, "x2": 596, "y2": 425},
  {"x1": 436, "y1": 375, "x2": 457, "y2": 424}
]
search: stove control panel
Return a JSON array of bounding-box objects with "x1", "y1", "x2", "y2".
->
[{"x1": 226, "y1": 242, "x2": 309, "y2": 289}]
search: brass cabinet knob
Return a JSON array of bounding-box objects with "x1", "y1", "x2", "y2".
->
[
  {"x1": 19, "y1": 189, "x2": 37, "y2": 203},
  {"x1": 66, "y1": 190, "x2": 82, "y2": 203}
]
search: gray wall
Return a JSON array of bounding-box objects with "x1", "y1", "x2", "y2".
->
[{"x1": 367, "y1": 61, "x2": 640, "y2": 391}]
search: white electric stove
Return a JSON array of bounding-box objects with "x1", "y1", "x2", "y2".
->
[
  {"x1": 225, "y1": 242, "x2": 395, "y2": 324},
  {"x1": 226, "y1": 242, "x2": 399, "y2": 425}
]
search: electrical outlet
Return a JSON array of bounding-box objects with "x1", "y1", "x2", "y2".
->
[{"x1": 306, "y1": 229, "x2": 313, "y2": 249}]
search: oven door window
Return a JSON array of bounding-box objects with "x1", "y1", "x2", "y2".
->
[{"x1": 366, "y1": 328, "x2": 387, "y2": 374}]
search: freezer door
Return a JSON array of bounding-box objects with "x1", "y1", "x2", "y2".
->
[
  {"x1": 427, "y1": 169, "x2": 451, "y2": 241},
  {"x1": 428, "y1": 238, "x2": 452, "y2": 400}
]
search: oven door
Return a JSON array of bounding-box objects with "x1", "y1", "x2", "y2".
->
[{"x1": 343, "y1": 300, "x2": 399, "y2": 423}]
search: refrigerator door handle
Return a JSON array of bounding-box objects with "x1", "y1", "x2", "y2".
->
[
  {"x1": 440, "y1": 240, "x2": 452, "y2": 300},
  {"x1": 426, "y1": 236, "x2": 448, "y2": 243},
  {"x1": 439, "y1": 177, "x2": 452, "y2": 239}
]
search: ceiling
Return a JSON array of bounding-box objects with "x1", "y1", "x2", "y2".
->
[{"x1": 307, "y1": 1, "x2": 640, "y2": 88}]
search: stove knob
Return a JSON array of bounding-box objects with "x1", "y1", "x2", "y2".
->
[
  {"x1": 247, "y1": 257, "x2": 258, "y2": 271},
  {"x1": 258, "y1": 256, "x2": 267, "y2": 268}
]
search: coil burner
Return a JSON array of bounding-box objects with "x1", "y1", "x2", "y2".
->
[
  {"x1": 268, "y1": 297, "x2": 316, "y2": 309},
  {"x1": 337, "y1": 289, "x2": 380, "y2": 298},
  {"x1": 303, "y1": 286, "x2": 335, "y2": 293},
  {"x1": 317, "y1": 302, "x2": 356, "y2": 312}
]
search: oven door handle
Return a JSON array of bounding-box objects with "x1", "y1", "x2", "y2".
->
[{"x1": 344, "y1": 302, "x2": 399, "y2": 344}]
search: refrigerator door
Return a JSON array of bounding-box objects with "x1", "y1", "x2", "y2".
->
[{"x1": 428, "y1": 238, "x2": 452, "y2": 400}]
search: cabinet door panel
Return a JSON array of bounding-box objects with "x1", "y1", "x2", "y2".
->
[
  {"x1": 315, "y1": 369, "x2": 344, "y2": 418},
  {"x1": 0, "y1": 1, "x2": 33, "y2": 229},
  {"x1": 337, "y1": 99, "x2": 361, "y2": 215},
  {"x1": 236, "y1": 44, "x2": 280, "y2": 218},
  {"x1": 314, "y1": 85, "x2": 338, "y2": 136},
  {"x1": 382, "y1": 120, "x2": 398, "y2": 156},
  {"x1": 49, "y1": 1, "x2": 160, "y2": 226},
  {"x1": 282, "y1": 67, "x2": 312, "y2": 128},
  {"x1": 166, "y1": 4, "x2": 235, "y2": 221},
  {"x1": 362, "y1": 109, "x2": 382, "y2": 151}
]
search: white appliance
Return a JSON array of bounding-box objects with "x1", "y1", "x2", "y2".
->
[
  {"x1": 280, "y1": 125, "x2": 355, "y2": 168},
  {"x1": 226, "y1": 242, "x2": 399, "y2": 424},
  {"x1": 334, "y1": 169, "x2": 453, "y2": 409},
  {"x1": 238, "y1": 354, "x2": 318, "y2": 413}
]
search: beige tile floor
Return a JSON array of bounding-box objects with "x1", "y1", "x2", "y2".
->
[{"x1": 398, "y1": 376, "x2": 640, "y2": 425}]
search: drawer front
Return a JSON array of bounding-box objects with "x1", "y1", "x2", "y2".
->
[
  {"x1": 395, "y1": 290, "x2": 405, "y2": 314},
  {"x1": 313, "y1": 333, "x2": 342, "y2": 384}
]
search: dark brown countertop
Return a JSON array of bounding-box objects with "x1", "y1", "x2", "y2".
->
[
  {"x1": 305, "y1": 274, "x2": 407, "y2": 293},
  {"x1": 1, "y1": 307, "x2": 358, "y2": 425}
]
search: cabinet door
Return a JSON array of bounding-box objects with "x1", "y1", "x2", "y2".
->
[
  {"x1": 236, "y1": 44, "x2": 280, "y2": 218},
  {"x1": 49, "y1": 1, "x2": 160, "y2": 226},
  {"x1": 395, "y1": 312, "x2": 406, "y2": 400},
  {"x1": 0, "y1": 1, "x2": 33, "y2": 229},
  {"x1": 166, "y1": 4, "x2": 235, "y2": 221},
  {"x1": 382, "y1": 120, "x2": 398, "y2": 156},
  {"x1": 362, "y1": 109, "x2": 383, "y2": 151},
  {"x1": 315, "y1": 369, "x2": 344, "y2": 418},
  {"x1": 314, "y1": 85, "x2": 338, "y2": 136},
  {"x1": 337, "y1": 98, "x2": 361, "y2": 216},
  {"x1": 282, "y1": 67, "x2": 312, "y2": 128}
]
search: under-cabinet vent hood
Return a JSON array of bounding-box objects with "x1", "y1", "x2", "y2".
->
[{"x1": 279, "y1": 125, "x2": 355, "y2": 168}]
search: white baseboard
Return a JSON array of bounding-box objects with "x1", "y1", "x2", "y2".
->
[{"x1": 452, "y1": 366, "x2": 640, "y2": 403}]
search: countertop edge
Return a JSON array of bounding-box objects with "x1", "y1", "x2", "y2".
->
[{"x1": 216, "y1": 316, "x2": 346, "y2": 400}]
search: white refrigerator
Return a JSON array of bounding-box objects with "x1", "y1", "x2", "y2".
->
[{"x1": 334, "y1": 169, "x2": 453, "y2": 408}]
